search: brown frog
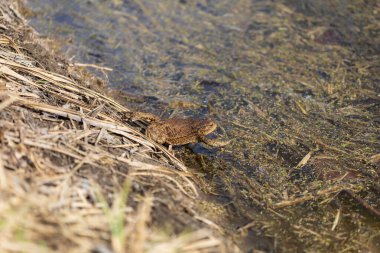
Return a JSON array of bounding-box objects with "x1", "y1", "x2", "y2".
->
[{"x1": 128, "y1": 111, "x2": 229, "y2": 147}]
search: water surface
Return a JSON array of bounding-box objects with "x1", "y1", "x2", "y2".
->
[{"x1": 26, "y1": 0, "x2": 380, "y2": 252}]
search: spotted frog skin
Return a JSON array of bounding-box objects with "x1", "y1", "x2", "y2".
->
[{"x1": 129, "y1": 112, "x2": 229, "y2": 147}]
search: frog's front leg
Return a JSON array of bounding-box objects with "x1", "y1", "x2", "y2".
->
[{"x1": 198, "y1": 136, "x2": 230, "y2": 147}]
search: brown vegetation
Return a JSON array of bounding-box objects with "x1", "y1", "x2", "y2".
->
[{"x1": 0, "y1": 2, "x2": 238, "y2": 252}]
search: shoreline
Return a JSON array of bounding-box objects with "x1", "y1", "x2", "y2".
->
[{"x1": 0, "y1": 1, "x2": 238, "y2": 252}]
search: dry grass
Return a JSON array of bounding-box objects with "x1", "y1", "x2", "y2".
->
[{"x1": 0, "y1": 2, "x2": 238, "y2": 252}]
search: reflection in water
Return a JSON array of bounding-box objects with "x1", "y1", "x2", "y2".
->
[{"x1": 27, "y1": 0, "x2": 380, "y2": 252}]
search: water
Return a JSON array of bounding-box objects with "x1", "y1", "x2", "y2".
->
[{"x1": 26, "y1": 0, "x2": 380, "y2": 252}]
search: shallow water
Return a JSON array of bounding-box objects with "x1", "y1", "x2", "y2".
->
[{"x1": 26, "y1": 0, "x2": 380, "y2": 252}]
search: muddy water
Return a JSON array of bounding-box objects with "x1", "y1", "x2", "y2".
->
[{"x1": 26, "y1": 0, "x2": 380, "y2": 252}]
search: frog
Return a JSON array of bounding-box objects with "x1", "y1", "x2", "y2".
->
[{"x1": 127, "y1": 111, "x2": 229, "y2": 147}]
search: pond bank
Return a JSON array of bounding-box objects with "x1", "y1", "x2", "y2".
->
[{"x1": 0, "y1": 1, "x2": 239, "y2": 253}]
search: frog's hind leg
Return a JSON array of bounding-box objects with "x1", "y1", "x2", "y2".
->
[
  {"x1": 199, "y1": 136, "x2": 230, "y2": 147},
  {"x1": 126, "y1": 111, "x2": 160, "y2": 122}
]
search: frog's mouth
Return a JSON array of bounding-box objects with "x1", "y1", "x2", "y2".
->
[{"x1": 200, "y1": 119, "x2": 217, "y2": 135}]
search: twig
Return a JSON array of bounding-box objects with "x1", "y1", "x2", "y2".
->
[
  {"x1": 273, "y1": 185, "x2": 346, "y2": 209},
  {"x1": 73, "y1": 63, "x2": 113, "y2": 71},
  {"x1": 344, "y1": 189, "x2": 380, "y2": 217}
]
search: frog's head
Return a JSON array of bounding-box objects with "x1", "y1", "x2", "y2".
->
[{"x1": 199, "y1": 119, "x2": 217, "y2": 135}]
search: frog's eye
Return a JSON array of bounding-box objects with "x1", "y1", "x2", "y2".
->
[{"x1": 207, "y1": 120, "x2": 216, "y2": 128}]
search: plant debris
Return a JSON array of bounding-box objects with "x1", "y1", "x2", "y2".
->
[{"x1": 0, "y1": 2, "x2": 240, "y2": 253}]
